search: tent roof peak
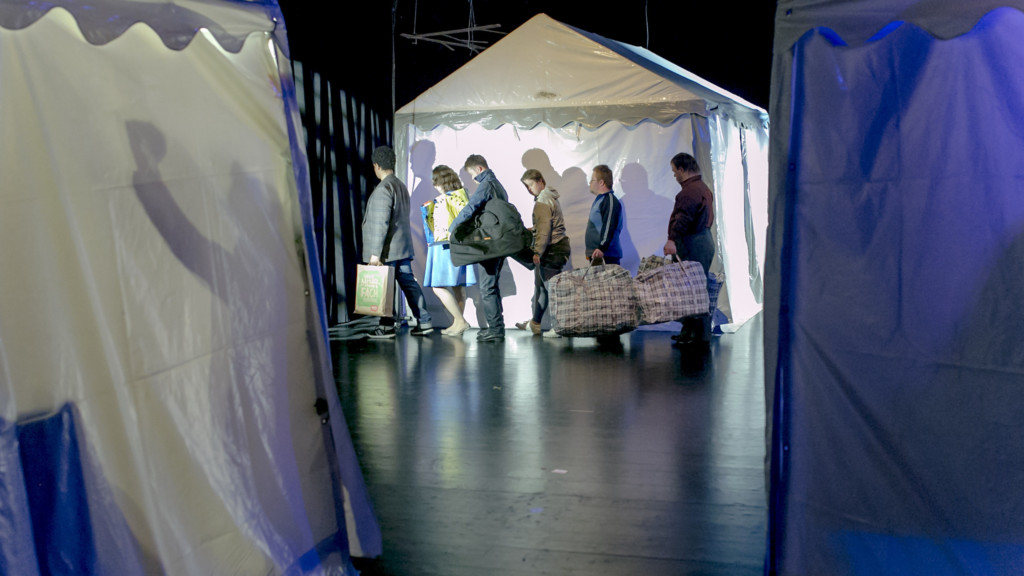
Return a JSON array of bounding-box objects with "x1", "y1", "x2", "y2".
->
[{"x1": 397, "y1": 12, "x2": 767, "y2": 131}]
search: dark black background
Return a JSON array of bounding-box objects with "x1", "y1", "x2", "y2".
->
[{"x1": 279, "y1": 2, "x2": 778, "y2": 116}]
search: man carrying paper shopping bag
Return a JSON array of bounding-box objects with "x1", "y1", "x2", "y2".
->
[{"x1": 362, "y1": 145, "x2": 433, "y2": 338}]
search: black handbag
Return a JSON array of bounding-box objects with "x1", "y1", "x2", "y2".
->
[{"x1": 449, "y1": 196, "x2": 533, "y2": 266}]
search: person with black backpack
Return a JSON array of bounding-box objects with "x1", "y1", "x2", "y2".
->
[{"x1": 450, "y1": 155, "x2": 513, "y2": 342}]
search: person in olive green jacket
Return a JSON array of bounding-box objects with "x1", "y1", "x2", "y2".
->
[{"x1": 515, "y1": 169, "x2": 570, "y2": 337}]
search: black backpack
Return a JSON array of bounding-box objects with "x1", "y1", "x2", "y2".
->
[{"x1": 449, "y1": 196, "x2": 533, "y2": 266}]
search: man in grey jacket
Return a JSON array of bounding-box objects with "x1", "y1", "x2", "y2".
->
[{"x1": 362, "y1": 146, "x2": 432, "y2": 338}]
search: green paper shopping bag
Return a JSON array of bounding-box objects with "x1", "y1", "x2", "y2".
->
[{"x1": 354, "y1": 264, "x2": 395, "y2": 316}]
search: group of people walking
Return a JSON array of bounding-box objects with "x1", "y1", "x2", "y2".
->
[{"x1": 359, "y1": 146, "x2": 716, "y2": 348}]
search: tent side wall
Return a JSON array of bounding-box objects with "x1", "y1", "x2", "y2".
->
[
  {"x1": 395, "y1": 111, "x2": 767, "y2": 332},
  {"x1": 0, "y1": 5, "x2": 376, "y2": 573},
  {"x1": 768, "y1": 4, "x2": 1024, "y2": 573}
]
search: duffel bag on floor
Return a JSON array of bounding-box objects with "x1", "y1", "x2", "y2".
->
[
  {"x1": 549, "y1": 264, "x2": 639, "y2": 337},
  {"x1": 634, "y1": 257, "x2": 710, "y2": 325}
]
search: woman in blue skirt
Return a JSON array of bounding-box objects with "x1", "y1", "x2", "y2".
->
[{"x1": 421, "y1": 165, "x2": 477, "y2": 336}]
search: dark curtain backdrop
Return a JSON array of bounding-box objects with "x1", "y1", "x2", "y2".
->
[{"x1": 292, "y1": 60, "x2": 391, "y2": 325}]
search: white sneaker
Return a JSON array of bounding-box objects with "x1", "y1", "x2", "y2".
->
[{"x1": 542, "y1": 329, "x2": 561, "y2": 338}]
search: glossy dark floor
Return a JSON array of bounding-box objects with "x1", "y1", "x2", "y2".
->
[{"x1": 332, "y1": 314, "x2": 766, "y2": 576}]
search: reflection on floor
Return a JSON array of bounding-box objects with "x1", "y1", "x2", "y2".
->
[{"x1": 333, "y1": 313, "x2": 766, "y2": 576}]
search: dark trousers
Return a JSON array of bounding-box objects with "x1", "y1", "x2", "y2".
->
[
  {"x1": 675, "y1": 229, "x2": 715, "y2": 341},
  {"x1": 532, "y1": 238, "x2": 571, "y2": 324},
  {"x1": 477, "y1": 257, "x2": 506, "y2": 332},
  {"x1": 380, "y1": 258, "x2": 432, "y2": 327}
]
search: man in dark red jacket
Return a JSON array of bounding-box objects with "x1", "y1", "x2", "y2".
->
[{"x1": 664, "y1": 152, "x2": 715, "y2": 347}]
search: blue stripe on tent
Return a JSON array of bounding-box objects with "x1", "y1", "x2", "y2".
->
[
  {"x1": 835, "y1": 531, "x2": 1024, "y2": 575},
  {"x1": 284, "y1": 532, "x2": 358, "y2": 575},
  {"x1": 814, "y1": 27, "x2": 849, "y2": 46},
  {"x1": 17, "y1": 403, "x2": 97, "y2": 576},
  {"x1": 867, "y1": 21, "x2": 905, "y2": 42}
]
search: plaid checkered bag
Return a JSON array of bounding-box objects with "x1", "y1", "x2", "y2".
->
[
  {"x1": 634, "y1": 257, "x2": 710, "y2": 325},
  {"x1": 549, "y1": 264, "x2": 639, "y2": 337},
  {"x1": 637, "y1": 254, "x2": 671, "y2": 275}
]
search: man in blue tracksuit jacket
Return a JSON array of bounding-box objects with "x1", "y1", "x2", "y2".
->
[
  {"x1": 585, "y1": 164, "x2": 624, "y2": 265},
  {"x1": 450, "y1": 154, "x2": 510, "y2": 342}
]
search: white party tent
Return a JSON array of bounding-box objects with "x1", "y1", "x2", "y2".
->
[
  {"x1": 0, "y1": 1, "x2": 379, "y2": 574},
  {"x1": 395, "y1": 13, "x2": 769, "y2": 331},
  {"x1": 767, "y1": 1, "x2": 1024, "y2": 574}
]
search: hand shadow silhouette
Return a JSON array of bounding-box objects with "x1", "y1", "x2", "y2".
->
[{"x1": 125, "y1": 120, "x2": 321, "y2": 567}]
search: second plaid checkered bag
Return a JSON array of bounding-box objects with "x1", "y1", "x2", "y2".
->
[{"x1": 634, "y1": 257, "x2": 710, "y2": 325}]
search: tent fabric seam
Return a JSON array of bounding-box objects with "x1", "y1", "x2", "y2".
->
[
  {"x1": 0, "y1": 2, "x2": 282, "y2": 55},
  {"x1": 774, "y1": 3, "x2": 1024, "y2": 51}
]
